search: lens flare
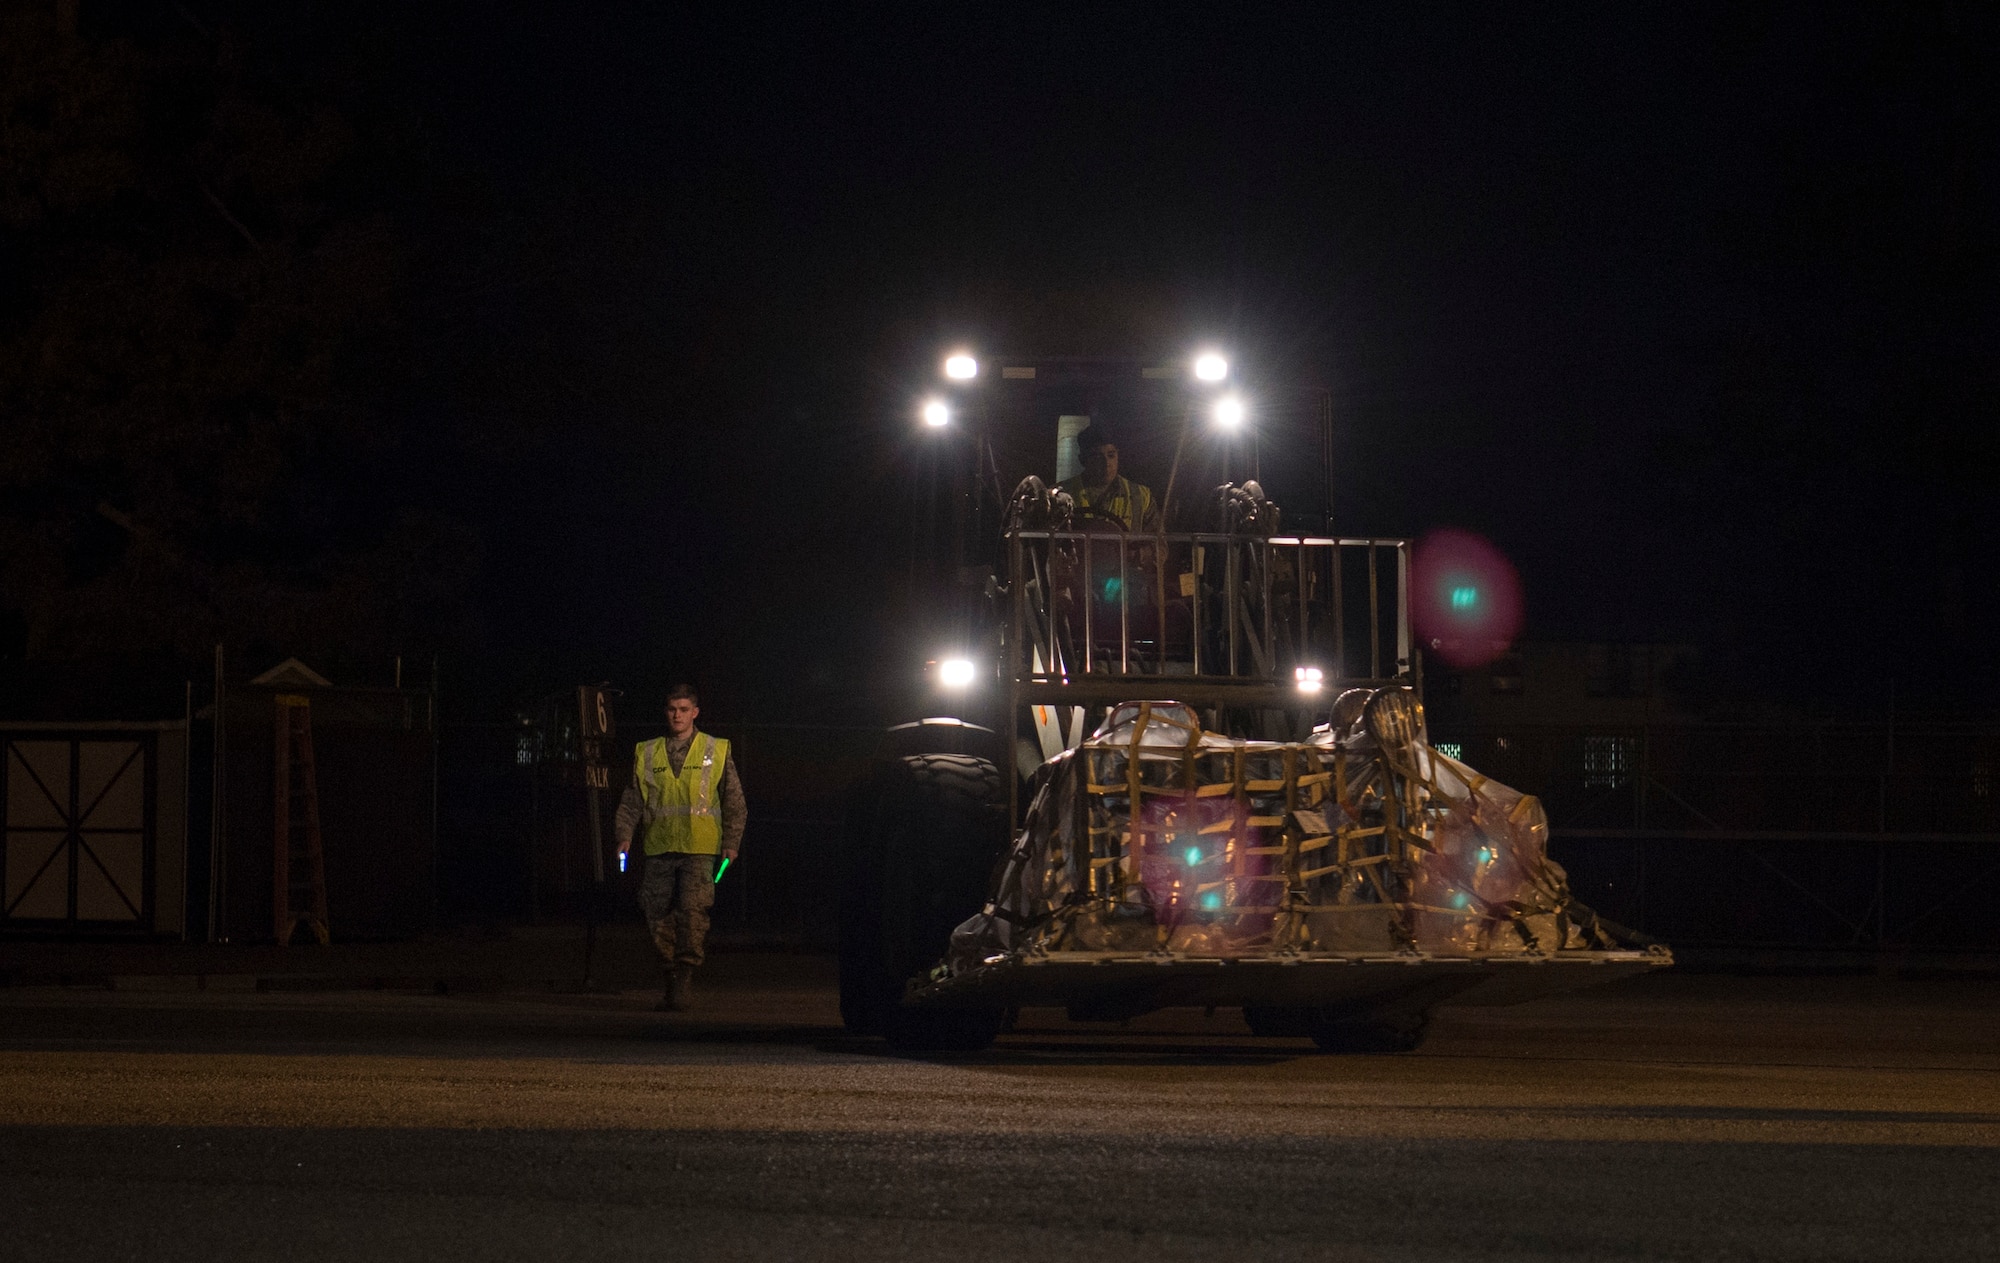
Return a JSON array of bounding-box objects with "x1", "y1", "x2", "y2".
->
[{"x1": 1411, "y1": 528, "x2": 1524, "y2": 668}]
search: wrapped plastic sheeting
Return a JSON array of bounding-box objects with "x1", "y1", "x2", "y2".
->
[{"x1": 948, "y1": 692, "x2": 1613, "y2": 976}]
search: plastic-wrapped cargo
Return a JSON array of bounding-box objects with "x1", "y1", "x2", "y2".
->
[{"x1": 950, "y1": 690, "x2": 1618, "y2": 974}]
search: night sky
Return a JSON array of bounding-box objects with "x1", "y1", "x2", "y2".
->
[{"x1": 3, "y1": 1, "x2": 1993, "y2": 721}]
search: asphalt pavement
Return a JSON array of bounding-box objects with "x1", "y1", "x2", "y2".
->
[{"x1": 2, "y1": 953, "x2": 1997, "y2": 1261}]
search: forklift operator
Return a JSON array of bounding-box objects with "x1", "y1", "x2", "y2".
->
[{"x1": 1058, "y1": 434, "x2": 1161, "y2": 532}]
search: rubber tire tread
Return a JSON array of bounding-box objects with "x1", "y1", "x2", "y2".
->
[{"x1": 838, "y1": 753, "x2": 1006, "y2": 1043}]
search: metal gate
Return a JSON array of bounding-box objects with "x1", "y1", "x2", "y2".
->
[{"x1": 1, "y1": 723, "x2": 188, "y2": 936}]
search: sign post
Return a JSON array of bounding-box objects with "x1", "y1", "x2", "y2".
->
[
  {"x1": 577, "y1": 684, "x2": 616, "y2": 990},
  {"x1": 578, "y1": 685, "x2": 614, "y2": 881}
]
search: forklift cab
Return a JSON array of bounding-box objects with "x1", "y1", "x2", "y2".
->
[{"x1": 904, "y1": 351, "x2": 1407, "y2": 759}]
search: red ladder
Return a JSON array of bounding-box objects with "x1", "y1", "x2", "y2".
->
[{"x1": 273, "y1": 694, "x2": 330, "y2": 945}]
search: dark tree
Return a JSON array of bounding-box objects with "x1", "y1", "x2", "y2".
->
[{"x1": 0, "y1": 4, "x2": 475, "y2": 695}]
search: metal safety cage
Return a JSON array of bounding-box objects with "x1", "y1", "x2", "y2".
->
[{"x1": 1003, "y1": 529, "x2": 1415, "y2": 711}]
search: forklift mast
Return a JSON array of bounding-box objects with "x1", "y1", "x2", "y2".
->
[{"x1": 900, "y1": 351, "x2": 1415, "y2": 821}]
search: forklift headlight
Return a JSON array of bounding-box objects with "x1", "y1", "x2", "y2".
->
[
  {"x1": 1193, "y1": 352, "x2": 1228, "y2": 382},
  {"x1": 939, "y1": 658, "x2": 976, "y2": 687},
  {"x1": 1213, "y1": 395, "x2": 1246, "y2": 429},
  {"x1": 944, "y1": 354, "x2": 978, "y2": 380},
  {"x1": 1294, "y1": 666, "x2": 1324, "y2": 694},
  {"x1": 921, "y1": 398, "x2": 951, "y2": 428}
]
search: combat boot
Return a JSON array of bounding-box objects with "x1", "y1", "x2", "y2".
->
[
  {"x1": 669, "y1": 963, "x2": 696, "y2": 1010},
  {"x1": 652, "y1": 965, "x2": 678, "y2": 1012}
]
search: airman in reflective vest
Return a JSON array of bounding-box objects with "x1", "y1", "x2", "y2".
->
[{"x1": 614, "y1": 685, "x2": 746, "y2": 1010}]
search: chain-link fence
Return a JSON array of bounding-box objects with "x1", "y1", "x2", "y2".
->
[{"x1": 1429, "y1": 722, "x2": 2000, "y2": 951}]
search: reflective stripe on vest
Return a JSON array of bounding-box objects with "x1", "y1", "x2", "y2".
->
[{"x1": 634, "y1": 732, "x2": 731, "y2": 856}]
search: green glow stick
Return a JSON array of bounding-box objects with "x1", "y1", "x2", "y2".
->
[{"x1": 714, "y1": 856, "x2": 732, "y2": 883}]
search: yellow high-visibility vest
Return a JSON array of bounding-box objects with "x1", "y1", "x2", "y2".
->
[
  {"x1": 634, "y1": 732, "x2": 731, "y2": 856},
  {"x1": 1057, "y1": 475, "x2": 1157, "y2": 532}
]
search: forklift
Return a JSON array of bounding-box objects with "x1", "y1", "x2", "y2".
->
[{"x1": 840, "y1": 348, "x2": 1667, "y2": 1051}]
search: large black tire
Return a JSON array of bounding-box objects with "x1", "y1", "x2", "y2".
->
[{"x1": 839, "y1": 754, "x2": 1008, "y2": 1046}]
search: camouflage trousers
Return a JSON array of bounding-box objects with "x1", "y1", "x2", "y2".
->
[{"x1": 637, "y1": 852, "x2": 716, "y2": 968}]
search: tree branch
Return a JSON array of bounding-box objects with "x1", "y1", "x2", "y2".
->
[{"x1": 201, "y1": 183, "x2": 258, "y2": 247}]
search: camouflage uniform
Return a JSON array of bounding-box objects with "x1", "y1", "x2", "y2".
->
[{"x1": 614, "y1": 731, "x2": 746, "y2": 968}]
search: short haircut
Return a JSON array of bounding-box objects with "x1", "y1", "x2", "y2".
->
[{"x1": 665, "y1": 683, "x2": 700, "y2": 707}]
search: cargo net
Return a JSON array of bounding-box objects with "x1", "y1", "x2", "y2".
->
[{"x1": 950, "y1": 692, "x2": 1632, "y2": 972}]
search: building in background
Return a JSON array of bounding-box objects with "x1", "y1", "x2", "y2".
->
[{"x1": 1424, "y1": 640, "x2": 1999, "y2": 955}]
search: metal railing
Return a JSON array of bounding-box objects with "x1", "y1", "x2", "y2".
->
[{"x1": 1004, "y1": 529, "x2": 1412, "y2": 707}]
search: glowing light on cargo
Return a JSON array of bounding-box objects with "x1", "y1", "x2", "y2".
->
[
  {"x1": 1202, "y1": 891, "x2": 1222, "y2": 910},
  {"x1": 1186, "y1": 847, "x2": 1202, "y2": 865}
]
